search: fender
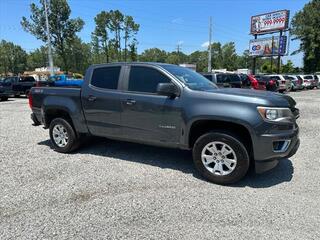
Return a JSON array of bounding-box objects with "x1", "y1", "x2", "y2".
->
[{"x1": 42, "y1": 96, "x2": 89, "y2": 134}]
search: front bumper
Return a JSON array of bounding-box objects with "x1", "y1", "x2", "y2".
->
[
  {"x1": 255, "y1": 138, "x2": 300, "y2": 173},
  {"x1": 253, "y1": 124, "x2": 300, "y2": 174}
]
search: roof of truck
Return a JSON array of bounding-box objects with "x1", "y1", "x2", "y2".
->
[{"x1": 90, "y1": 62, "x2": 175, "y2": 68}]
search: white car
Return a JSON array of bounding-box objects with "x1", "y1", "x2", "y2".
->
[
  {"x1": 266, "y1": 75, "x2": 291, "y2": 93},
  {"x1": 299, "y1": 75, "x2": 316, "y2": 89}
]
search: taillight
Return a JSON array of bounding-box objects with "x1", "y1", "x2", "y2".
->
[
  {"x1": 28, "y1": 92, "x2": 33, "y2": 109},
  {"x1": 281, "y1": 80, "x2": 286, "y2": 84}
]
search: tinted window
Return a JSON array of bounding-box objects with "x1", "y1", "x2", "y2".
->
[
  {"x1": 216, "y1": 74, "x2": 225, "y2": 83},
  {"x1": 128, "y1": 66, "x2": 170, "y2": 93},
  {"x1": 304, "y1": 75, "x2": 313, "y2": 79},
  {"x1": 20, "y1": 77, "x2": 35, "y2": 82},
  {"x1": 314, "y1": 75, "x2": 318, "y2": 80},
  {"x1": 270, "y1": 76, "x2": 281, "y2": 80},
  {"x1": 91, "y1": 66, "x2": 121, "y2": 89},
  {"x1": 3, "y1": 78, "x2": 13, "y2": 83},
  {"x1": 284, "y1": 76, "x2": 295, "y2": 80},
  {"x1": 228, "y1": 74, "x2": 241, "y2": 83},
  {"x1": 203, "y1": 75, "x2": 212, "y2": 81}
]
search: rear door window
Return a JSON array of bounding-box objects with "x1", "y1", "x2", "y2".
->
[
  {"x1": 91, "y1": 66, "x2": 121, "y2": 90},
  {"x1": 216, "y1": 74, "x2": 225, "y2": 83},
  {"x1": 228, "y1": 74, "x2": 240, "y2": 83},
  {"x1": 128, "y1": 66, "x2": 170, "y2": 93},
  {"x1": 270, "y1": 76, "x2": 281, "y2": 80}
]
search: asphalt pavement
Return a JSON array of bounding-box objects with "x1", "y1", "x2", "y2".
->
[{"x1": 0, "y1": 90, "x2": 319, "y2": 240}]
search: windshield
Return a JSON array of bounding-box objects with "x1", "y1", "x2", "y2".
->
[{"x1": 162, "y1": 65, "x2": 218, "y2": 91}]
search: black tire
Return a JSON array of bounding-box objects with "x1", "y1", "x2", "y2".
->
[
  {"x1": 49, "y1": 118, "x2": 80, "y2": 153},
  {"x1": 192, "y1": 131, "x2": 250, "y2": 185},
  {"x1": 25, "y1": 90, "x2": 30, "y2": 97},
  {"x1": 279, "y1": 89, "x2": 285, "y2": 93},
  {"x1": 1, "y1": 96, "x2": 8, "y2": 101}
]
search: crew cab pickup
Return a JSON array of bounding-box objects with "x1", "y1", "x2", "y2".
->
[
  {"x1": 3, "y1": 76, "x2": 36, "y2": 97},
  {"x1": 29, "y1": 63, "x2": 300, "y2": 184}
]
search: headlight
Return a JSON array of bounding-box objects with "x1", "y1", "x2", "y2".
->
[{"x1": 257, "y1": 107, "x2": 293, "y2": 122}]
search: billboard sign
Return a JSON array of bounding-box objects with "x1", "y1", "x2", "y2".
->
[
  {"x1": 249, "y1": 36, "x2": 287, "y2": 56},
  {"x1": 250, "y1": 10, "x2": 289, "y2": 35}
]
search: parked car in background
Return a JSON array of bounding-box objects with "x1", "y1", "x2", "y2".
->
[
  {"x1": 2, "y1": 76, "x2": 36, "y2": 97},
  {"x1": 202, "y1": 73, "x2": 240, "y2": 88},
  {"x1": 0, "y1": 79, "x2": 10, "y2": 101},
  {"x1": 299, "y1": 75, "x2": 317, "y2": 89},
  {"x1": 239, "y1": 74, "x2": 266, "y2": 90},
  {"x1": 36, "y1": 74, "x2": 83, "y2": 88},
  {"x1": 266, "y1": 75, "x2": 291, "y2": 93},
  {"x1": 257, "y1": 75, "x2": 279, "y2": 92},
  {"x1": 284, "y1": 75, "x2": 304, "y2": 91}
]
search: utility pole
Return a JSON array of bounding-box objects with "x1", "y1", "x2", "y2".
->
[
  {"x1": 252, "y1": 34, "x2": 257, "y2": 75},
  {"x1": 208, "y1": 16, "x2": 212, "y2": 73},
  {"x1": 176, "y1": 43, "x2": 182, "y2": 64},
  {"x1": 44, "y1": 0, "x2": 54, "y2": 76},
  {"x1": 270, "y1": 36, "x2": 274, "y2": 73},
  {"x1": 176, "y1": 44, "x2": 181, "y2": 54},
  {"x1": 277, "y1": 30, "x2": 283, "y2": 74}
]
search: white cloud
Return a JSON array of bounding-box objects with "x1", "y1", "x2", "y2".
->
[
  {"x1": 201, "y1": 41, "x2": 209, "y2": 48},
  {"x1": 171, "y1": 18, "x2": 184, "y2": 24}
]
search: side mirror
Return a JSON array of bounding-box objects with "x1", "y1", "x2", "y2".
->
[{"x1": 156, "y1": 83, "x2": 178, "y2": 98}]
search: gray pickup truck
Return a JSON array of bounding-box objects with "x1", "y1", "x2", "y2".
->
[{"x1": 29, "y1": 62, "x2": 300, "y2": 184}]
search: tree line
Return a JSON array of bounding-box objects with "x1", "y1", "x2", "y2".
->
[{"x1": 0, "y1": 0, "x2": 318, "y2": 76}]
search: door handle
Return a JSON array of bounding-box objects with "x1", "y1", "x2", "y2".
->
[
  {"x1": 126, "y1": 99, "x2": 136, "y2": 105},
  {"x1": 88, "y1": 95, "x2": 97, "y2": 101}
]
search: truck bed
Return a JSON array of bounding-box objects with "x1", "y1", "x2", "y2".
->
[{"x1": 32, "y1": 87, "x2": 81, "y2": 109}]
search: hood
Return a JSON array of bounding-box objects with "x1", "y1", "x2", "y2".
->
[{"x1": 193, "y1": 88, "x2": 296, "y2": 108}]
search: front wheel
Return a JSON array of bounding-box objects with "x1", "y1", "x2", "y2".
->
[
  {"x1": 49, "y1": 118, "x2": 80, "y2": 153},
  {"x1": 193, "y1": 131, "x2": 250, "y2": 185},
  {"x1": 1, "y1": 96, "x2": 8, "y2": 101}
]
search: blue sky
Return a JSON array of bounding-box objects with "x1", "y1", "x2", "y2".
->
[{"x1": 0, "y1": 0, "x2": 309, "y2": 67}]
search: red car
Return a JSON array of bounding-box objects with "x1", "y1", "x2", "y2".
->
[{"x1": 239, "y1": 74, "x2": 266, "y2": 90}]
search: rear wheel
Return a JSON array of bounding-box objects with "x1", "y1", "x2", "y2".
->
[
  {"x1": 1, "y1": 96, "x2": 8, "y2": 101},
  {"x1": 49, "y1": 118, "x2": 80, "y2": 153},
  {"x1": 192, "y1": 131, "x2": 250, "y2": 185}
]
